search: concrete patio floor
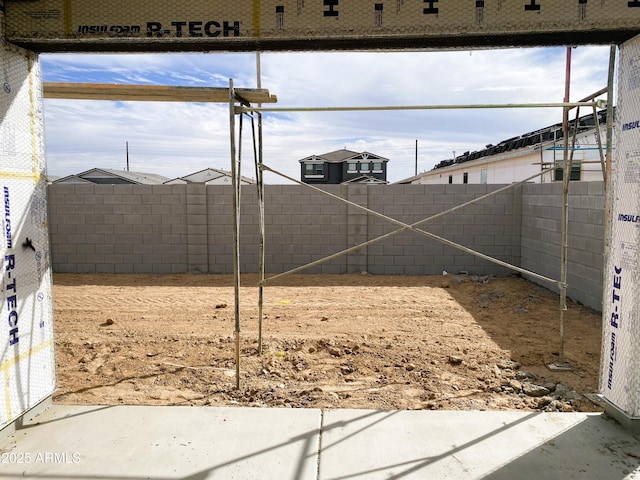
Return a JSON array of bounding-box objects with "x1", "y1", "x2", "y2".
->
[{"x1": 1, "y1": 403, "x2": 640, "y2": 479}]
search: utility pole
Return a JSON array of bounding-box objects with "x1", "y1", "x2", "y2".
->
[
  {"x1": 126, "y1": 141, "x2": 130, "y2": 171},
  {"x1": 415, "y1": 140, "x2": 418, "y2": 176}
]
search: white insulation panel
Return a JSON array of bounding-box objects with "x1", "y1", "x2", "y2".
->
[
  {"x1": 0, "y1": 45, "x2": 55, "y2": 431},
  {"x1": 5, "y1": 0, "x2": 640, "y2": 51},
  {"x1": 599, "y1": 35, "x2": 640, "y2": 419}
]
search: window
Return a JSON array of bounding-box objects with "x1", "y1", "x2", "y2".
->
[
  {"x1": 463, "y1": 172, "x2": 468, "y2": 184},
  {"x1": 448, "y1": 175, "x2": 453, "y2": 184},
  {"x1": 372, "y1": 162, "x2": 383, "y2": 172},
  {"x1": 305, "y1": 163, "x2": 324, "y2": 177},
  {"x1": 347, "y1": 162, "x2": 358, "y2": 173},
  {"x1": 480, "y1": 169, "x2": 488, "y2": 184},
  {"x1": 360, "y1": 162, "x2": 371, "y2": 173},
  {"x1": 554, "y1": 165, "x2": 581, "y2": 181}
]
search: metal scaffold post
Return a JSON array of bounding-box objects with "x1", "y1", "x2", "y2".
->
[
  {"x1": 229, "y1": 79, "x2": 242, "y2": 390},
  {"x1": 255, "y1": 52, "x2": 266, "y2": 355},
  {"x1": 556, "y1": 47, "x2": 573, "y2": 369}
]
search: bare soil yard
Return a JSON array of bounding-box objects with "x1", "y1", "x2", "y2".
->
[{"x1": 52, "y1": 273, "x2": 604, "y2": 412}]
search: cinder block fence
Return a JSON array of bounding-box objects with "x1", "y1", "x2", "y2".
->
[{"x1": 47, "y1": 182, "x2": 606, "y2": 311}]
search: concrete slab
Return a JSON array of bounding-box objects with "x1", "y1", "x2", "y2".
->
[
  {"x1": 320, "y1": 410, "x2": 640, "y2": 480},
  {"x1": 0, "y1": 405, "x2": 321, "y2": 480},
  {"x1": 1, "y1": 406, "x2": 640, "y2": 480}
]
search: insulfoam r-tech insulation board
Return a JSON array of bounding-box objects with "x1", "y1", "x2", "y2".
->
[
  {"x1": 599, "y1": 35, "x2": 640, "y2": 419},
  {"x1": 4, "y1": 0, "x2": 640, "y2": 51},
  {"x1": 0, "y1": 44, "x2": 55, "y2": 431}
]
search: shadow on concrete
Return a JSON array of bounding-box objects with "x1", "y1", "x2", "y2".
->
[
  {"x1": 2, "y1": 405, "x2": 638, "y2": 480},
  {"x1": 484, "y1": 414, "x2": 640, "y2": 480},
  {"x1": 317, "y1": 410, "x2": 640, "y2": 480},
  {"x1": 319, "y1": 411, "x2": 542, "y2": 480},
  {"x1": 0, "y1": 408, "x2": 392, "y2": 480}
]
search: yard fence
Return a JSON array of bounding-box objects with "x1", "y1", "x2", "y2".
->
[{"x1": 47, "y1": 181, "x2": 606, "y2": 311}]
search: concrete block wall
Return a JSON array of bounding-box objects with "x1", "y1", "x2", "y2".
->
[
  {"x1": 365, "y1": 184, "x2": 522, "y2": 275},
  {"x1": 186, "y1": 184, "x2": 208, "y2": 273},
  {"x1": 48, "y1": 183, "x2": 521, "y2": 276},
  {"x1": 206, "y1": 184, "x2": 350, "y2": 275},
  {"x1": 48, "y1": 184, "x2": 189, "y2": 274},
  {"x1": 520, "y1": 182, "x2": 605, "y2": 311},
  {"x1": 48, "y1": 181, "x2": 605, "y2": 310},
  {"x1": 237, "y1": 183, "x2": 520, "y2": 276}
]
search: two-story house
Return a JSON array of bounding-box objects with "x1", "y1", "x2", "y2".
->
[{"x1": 299, "y1": 149, "x2": 389, "y2": 185}]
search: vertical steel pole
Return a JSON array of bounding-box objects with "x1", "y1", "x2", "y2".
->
[
  {"x1": 602, "y1": 45, "x2": 617, "y2": 343},
  {"x1": 592, "y1": 102, "x2": 607, "y2": 181},
  {"x1": 257, "y1": 112, "x2": 265, "y2": 354},
  {"x1": 605, "y1": 45, "x2": 616, "y2": 208},
  {"x1": 229, "y1": 79, "x2": 241, "y2": 389},
  {"x1": 255, "y1": 52, "x2": 265, "y2": 355},
  {"x1": 559, "y1": 47, "x2": 572, "y2": 364}
]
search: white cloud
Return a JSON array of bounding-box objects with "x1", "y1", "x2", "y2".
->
[{"x1": 41, "y1": 46, "x2": 612, "y2": 183}]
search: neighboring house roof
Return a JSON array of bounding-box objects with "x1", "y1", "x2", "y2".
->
[
  {"x1": 394, "y1": 108, "x2": 612, "y2": 184},
  {"x1": 298, "y1": 149, "x2": 389, "y2": 164},
  {"x1": 394, "y1": 173, "x2": 423, "y2": 185},
  {"x1": 51, "y1": 175, "x2": 95, "y2": 185},
  {"x1": 342, "y1": 175, "x2": 389, "y2": 185},
  {"x1": 430, "y1": 108, "x2": 611, "y2": 172},
  {"x1": 164, "y1": 167, "x2": 255, "y2": 185},
  {"x1": 53, "y1": 168, "x2": 170, "y2": 185}
]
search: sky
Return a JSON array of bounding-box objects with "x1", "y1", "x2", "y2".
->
[{"x1": 40, "y1": 46, "x2": 614, "y2": 184}]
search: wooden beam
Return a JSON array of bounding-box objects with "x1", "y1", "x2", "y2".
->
[{"x1": 42, "y1": 82, "x2": 277, "y2": 104}]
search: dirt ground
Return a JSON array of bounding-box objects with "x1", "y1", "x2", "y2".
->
[{"x1": 52, "y1": 273, "x2": 605, "y2": 412}]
